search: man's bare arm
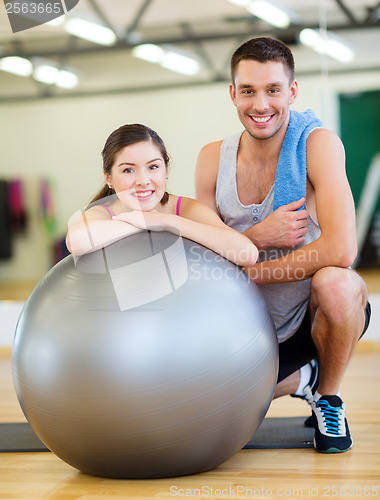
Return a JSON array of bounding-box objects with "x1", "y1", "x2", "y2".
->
[
  {"x1": 244, "y1": 129, "x2": 357, "y2": 284},
  {"x1": 196, "y1": 141, "x2": 310, "y2": 249},
  {"x1": 195, "y1": 141, "x2": 222, "y2": 214},
  {"x1": 244, "y1": 198, "x2": 310, "y2": 250}
]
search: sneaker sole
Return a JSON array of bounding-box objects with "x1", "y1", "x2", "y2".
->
[{"x1": 313, "y1": 437, "x2": 353, "y2": 454}]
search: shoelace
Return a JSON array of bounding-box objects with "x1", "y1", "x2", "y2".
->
[{"x1": 316, "y1": 400, "x2": 344, "y2": 435}]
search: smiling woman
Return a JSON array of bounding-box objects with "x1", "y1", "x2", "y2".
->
[
  {"x1": 65, "y1": 123, "x2": 258, "y2": 267},
  {"x1": 105, "y1": 143, "x2": 168, "y2": 212}
]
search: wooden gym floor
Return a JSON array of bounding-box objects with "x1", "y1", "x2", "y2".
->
[
  {"x1": 1, "y1": 349, "x2": 379, "y2": 499},
  {"x1": 0, "y1": 269, "x2": 379, "y2": 499}
]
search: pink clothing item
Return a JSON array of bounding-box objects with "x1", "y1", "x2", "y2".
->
[
  {"x1": 176, "y1": 196, "x2": 183, "y2": 216},
  {"x1": 100, "y1": 204, "x2": 113, "y2": 218}
]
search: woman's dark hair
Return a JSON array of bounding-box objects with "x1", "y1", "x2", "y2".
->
[
  {"x1": 90, "y1": 123, "x2": 170, "y2": 205},
  {"x1": 230, "y1": 37, "x2": 295, "y2": 84}
]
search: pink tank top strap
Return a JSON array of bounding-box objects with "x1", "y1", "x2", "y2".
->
[
  {"x1": 100, "y1": 204, "x2": 113, "y2": 218},
  {"x1": 176, "y1": 196, "x2": 183, "y2": 216}
]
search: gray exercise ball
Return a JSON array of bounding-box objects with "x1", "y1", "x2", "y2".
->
[{"x1": 12, "y1": 231, "x2": 278, "y2": 479}]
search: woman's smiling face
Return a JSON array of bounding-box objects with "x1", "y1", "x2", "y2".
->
[{"x1": 106, "y1": 140, "x2": 167, "y2": 211}]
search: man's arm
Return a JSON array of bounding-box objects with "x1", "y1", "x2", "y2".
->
[
  {"x1": 244, "y1": 129, "x2": 357, "y2": 284},
  {"x1": 244, "y1": 198, "x2": 310, "y2": 250},
  {"x1": 195, "y1": 141, "x2": 222, "y2": 214},
  {"x1": 195, "y1": 141, "x2": 310, "y2": 250}
]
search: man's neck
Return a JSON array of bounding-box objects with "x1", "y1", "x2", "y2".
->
[{"x1": 240, "y1": 113, "x2": 290, "y2": 162}]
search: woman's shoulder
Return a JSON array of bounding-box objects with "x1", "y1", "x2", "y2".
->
[
  {"x1": 161, "y1": 194, "x2": 192, "y2": 216},
  {"x1": 170, "y1": 195, "x2": 214, "y2": 218},
  {"x1": 85, "y1": 201, "x2": 118, "y2": 219}
]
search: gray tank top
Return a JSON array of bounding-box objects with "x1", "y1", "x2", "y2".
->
[{"x1": 216, "y1": 131, "x2": 321, "y2": 342}]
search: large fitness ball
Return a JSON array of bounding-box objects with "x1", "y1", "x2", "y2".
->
[{"x1": 13, "y1": 231, "x2": 278, "y2": 479}]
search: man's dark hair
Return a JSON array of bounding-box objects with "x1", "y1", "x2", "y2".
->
[{"x1": 230, "y1": 37, "x2": 295, "y2": 83}]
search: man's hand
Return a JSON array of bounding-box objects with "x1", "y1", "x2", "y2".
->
[{"x1": 247, "y1": 198, "x2": 309, "y2": 250}]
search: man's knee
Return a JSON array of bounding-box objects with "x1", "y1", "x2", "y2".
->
[{"x1": 311, "y1": 267, "x2": 367, "y2": 316}]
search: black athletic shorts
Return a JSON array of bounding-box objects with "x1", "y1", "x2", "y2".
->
[{"x1": 277, "y1": 301, "x2": 372, "y2": 383}]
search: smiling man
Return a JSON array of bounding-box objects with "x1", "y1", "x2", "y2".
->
[{"x1": 195, "y1": 37, "x2": 371, "y2": 454}]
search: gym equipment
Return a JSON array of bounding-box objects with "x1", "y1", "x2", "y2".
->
[{"x1": 13, "y1": 231, "x2": 278, "y2": 478}]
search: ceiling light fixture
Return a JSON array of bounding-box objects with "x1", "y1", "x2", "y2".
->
[
  {"x1": 161, "y1": 51, "x2": 200, "y2": 76},
  {"x1": 132, "y1": 44, "x2": 201, "y2": 76},
  {"x1": 131, "y1": 44, "x2": 165, "y2": 63},
  {"x1": 64, "y1": 18, "x2": 117, "y2": 46},
  {"x1": 0, "y1": 56, "x2": 33, "y2": 76},
  {"x1": 300, "y1": 29, "x2": 354, "y2": 63},
  {"x1": 45, "y1": 17, "x2": 65, "y2": 27},
  {"x1": 34, "y1": 64, "x2": 59, "y2": 85},
  {"x1": 55, "y1": 69, "x2": 79, "y2": 89},
  {"x1": 226, "y1": 0, "x2": 250, "y2": 6},
  {"x1": 32, "y1": 58, "x2": 79, "y2": 88},
  {"x1": 247, "y1": 0, "x2": 290, "y2": 28},
  {"x1": 0, "y1": 55, "x2": 79, "y2": 88},
  {"x1": 226, "y1": 0, "x2": 290, "y2": 29}
]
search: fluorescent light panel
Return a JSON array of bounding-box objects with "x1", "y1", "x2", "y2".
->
[
  {"x1": 247, "y1": 1, "x2": 290, "y2": 28},
  {"x1": 132, "y1": 44, "x2": 200, "y2": 76},
  {"x1": 33, "y1": 64, "x2": 78, "y2": 88},
  {"x1": 0, "y1": 56, "x2": 78, "y2": 87},
  {"x1": 46, "y1": 17, "x2": 65, "y2": 26},
  {"x1": 227, "y1": 0, "x2": 250, "y2": 5},
  {"x1": 161, "y1": 51, "x2": 200, "y2": 75},
  {"x1": 34, "y1": 64, "x2": 59, "y2": 84},
  {"x1": 227, "y1": 0, "x2": 290, "y2": 29},
  {"x1": 132, "y1": 44, "x2": 164, "y2": 63},
  {"x1": 56, "y1": 70, "x2": 79, "y2": 89},
  {"x1": 65, "y1": 18, "x2": 116, "y2": 46},
  {"x1": 0, "y1": 56, "x2": 33, "y2": 76},
  {"x1": 300, "y1": 29, "x2": 354, "y2": 63}
]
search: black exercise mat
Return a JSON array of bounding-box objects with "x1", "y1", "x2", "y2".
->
[
  {"x1": 244, "y1": 416, "x2": 314, "y2": 449},
  {"x1": 0, "y1": 423, "x2": 49, "y2": 453},
  {"x1": 0, "y1": 417, "x2": 313, "y2": 453}
]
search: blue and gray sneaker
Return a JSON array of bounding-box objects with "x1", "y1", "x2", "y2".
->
[{"x1": 312, "y1": 395, "x2": 353, "y2": 453}]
